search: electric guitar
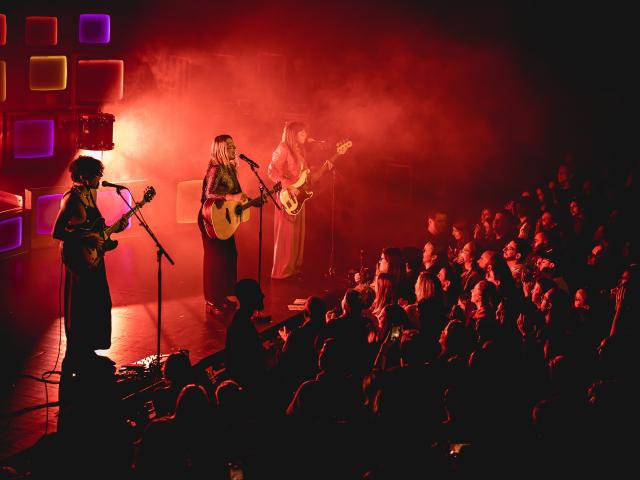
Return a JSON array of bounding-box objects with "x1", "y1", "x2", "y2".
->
[
  {"x1": 279, "y1": 139, "x2": 353, "y2": 215},
  {"x1": 203, "y1": 182, "x2": 282, "y2": 240},
  {"x1": 61, "y1": 186, "x2": 156, "y2": 274}
]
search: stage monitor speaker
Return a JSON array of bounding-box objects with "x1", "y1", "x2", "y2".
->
[
  {"x1": 79, "y1": 14, "x2": 110, "y2": 44},
  {"x1": 25, "y1": 16, "x2": 58, "y2": 46}
]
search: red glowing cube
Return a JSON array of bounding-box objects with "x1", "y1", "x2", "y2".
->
[
  {"x1": 0, "y1": 14, "x2": 6, "y2": 45},
  {"x1": 76, "y1": 60, "x2": 124, "y2": 103},
  {"x1": 26, "y1": 16, "x2": 58, "y2": 46},
  {"x1": 1, "y1": 60, "x2": 6, "y2": 102}
]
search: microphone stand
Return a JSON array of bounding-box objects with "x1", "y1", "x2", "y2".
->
[
  {"x1": 114, "y1": 188, "x2": 174, "y2": 378},
  {"x1": 246, "y1": 162, "x2": 281, "y2": 322},
  {"x1": 327, "y1": 168, "x2": 337, "y2": 277}
]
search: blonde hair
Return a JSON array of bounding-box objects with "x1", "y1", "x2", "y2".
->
[
  {"x1": 415, "y1": 271, "x2": 442, "y2": 302},
  {"x1": 372, "y1": 272, "x2": 396, "y2": 318},
  {"x1": 210, "y1": 134, "x2": 234, "y2": 166}
]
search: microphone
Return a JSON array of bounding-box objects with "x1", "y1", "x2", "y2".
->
[
  {"x1": 307, "y1": 138, "x2": 325, "y2": 144},
  {"x1": 239, "y1": 154, "x2": 260, "y2": 168},
  {"x1": 101, "y1": 180, "x2": 128, "y2": 191}
]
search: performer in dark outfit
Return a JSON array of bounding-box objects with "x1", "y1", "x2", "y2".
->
[
  {"x1": 198, "y1": 134, "x2": 245, "y2": 316},
  {"x1": 52, "y1": 156, "x2": 126, "y2": 366}
]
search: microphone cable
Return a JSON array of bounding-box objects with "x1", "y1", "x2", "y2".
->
[{"x1": 40, "y1": 246, "x2": 66, "y2": 434}]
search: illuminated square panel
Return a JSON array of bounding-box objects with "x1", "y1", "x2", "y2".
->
[
  {"x1": 76, "y1": 60, "x2": 123, "y2": 102},
  {"x1": 13, "y1": 119, "x2": 55, "y2": 158},
  {"x1": 0, "y1": 14, "x2": 6, "y2": 45},
  {"x1": 26, "y1": 16, "x2": 58, "y2": 46},
  {"x1": 26, "y1": 180, "x2": 146, "y2": 249},
  {"x1": 25, "y1": 185, "x2": 66, "y2": 249},
  {"x1": 97, "y1": 189, "x2": 132, "y2": 230},
  {"x1": 34, "y1": 190, "x2": 134, "y2": 236},
  {"x1": 0, "y1": 216, "x2": 22, "y2": 254},
  {"x1": 29, "y1": 56, "x2": 67, "y2": 91},
  {"x1": 1, "y1": 60, "x2": 5, "y2": 102},
  {"x1": 79, "y1": 14, "x2": 110, "y2": 44},
  {"x1": 176, "y1": 180, "x2": 202, "y2": 223},
  {"x1": 35, "y1": 193, "x2": 62, "y2": 235}
]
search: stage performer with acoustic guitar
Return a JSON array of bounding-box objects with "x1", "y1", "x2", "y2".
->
[
  {"x1": 53, "y1": 155, "x2": 128, "y2": 367},
  {"x1": 198, "y1": 134, "x2": 247, "y2": 316}
]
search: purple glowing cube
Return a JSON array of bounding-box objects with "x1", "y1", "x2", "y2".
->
[
  {"x1": 35, "y1": 194, "x2": 63, "y2": 235},
  {"x1": 13, "y1": 120, "x2": 55, "y2": 158},
  {"x1": 79, "y1": 14, "x2": 110, "y2": 44}
]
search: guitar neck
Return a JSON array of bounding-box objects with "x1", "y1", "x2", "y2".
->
[
  {"x1": 312, "y1": 152, "x2": 341, "y2": 183},
  {"x1": 242, "y1": 187, "x2": 278, "y2": 211},
  {"x1": 104, "y1": 200, "x2": 147, "y2": 236}
]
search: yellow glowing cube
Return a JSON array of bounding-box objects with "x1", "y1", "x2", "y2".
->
[{"x1": 29, "y1": 56, "x2": 67, "y2": 91}]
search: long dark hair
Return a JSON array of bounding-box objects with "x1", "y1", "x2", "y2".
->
[{"x1": 282, "y1": 121, "x2": 306, "y2": 163}]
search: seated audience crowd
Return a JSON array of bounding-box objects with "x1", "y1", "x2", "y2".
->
[{"x1": 9, "y1": 160, "x2": 638, "y2": 478}]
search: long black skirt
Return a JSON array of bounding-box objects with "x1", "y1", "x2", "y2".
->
[
  {"x1": 198, "y1": 213, "x2": 237, "y2": 306},
  {"x1": 64, "y1": 261, "x2": 112, "y2": 353}
]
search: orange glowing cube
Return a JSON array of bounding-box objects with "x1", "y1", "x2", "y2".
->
[{"x1": 29, "y1": 56, "x2": 67, "y2": 91}]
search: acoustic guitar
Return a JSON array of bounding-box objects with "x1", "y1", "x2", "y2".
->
[
  {"x1": 62, "y1": 186, "x2": 156, "y2": 274},
  {"x1": 203, "y1": 182, "x2": 282, "y2": 240},
  {"x1": 279, "y1": 139, "x2": 352, "y2": 215}
]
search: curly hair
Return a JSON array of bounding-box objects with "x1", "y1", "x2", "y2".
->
[{"x1": 68, "y1": 155, "x2": 104, "y2": 182}]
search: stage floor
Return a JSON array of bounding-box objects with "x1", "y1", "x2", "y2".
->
[{"x1": 0, "y1": 229, "x2": 348, "y2": 461}]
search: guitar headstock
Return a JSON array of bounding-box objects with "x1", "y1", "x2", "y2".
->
[
  {"x1": 336, "y1": 139, "x2": 353, "y2": 155},
  {"x1": 143, "y1": 186, "x2": 156, "y2": 203}
]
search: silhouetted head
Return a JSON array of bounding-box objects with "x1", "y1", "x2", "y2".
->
[
  {"x1": 69, "y1": 155, "x2": 104, "y2": 185},
  {"x1": 234, "y1": 279, "x2": 264, "y2": 311}
]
